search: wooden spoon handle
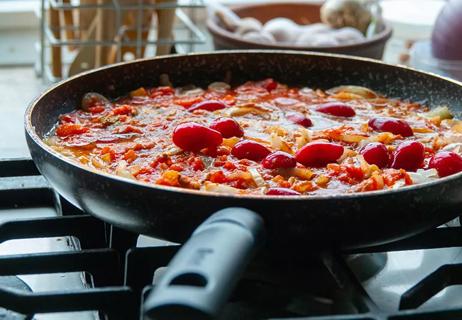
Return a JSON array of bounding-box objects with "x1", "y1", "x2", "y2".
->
[
  {"x1": 155, "y1": 0, "x2": 177, "y2": 56},
  {"x1": 61, "y1": 0, "x2": 76, "y2": 50},
  {"x1": 49, "y1": 6, "x2": 62, "y2": 77}
]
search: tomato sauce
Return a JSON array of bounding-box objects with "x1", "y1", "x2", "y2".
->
[{"x1": 45, "y1": 79, "x2": 462, "y2": 196}]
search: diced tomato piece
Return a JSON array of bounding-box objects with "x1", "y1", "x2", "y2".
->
[
  {"x1": 59, "y1": 114, "x2": 75, "y2": 123},
  {"x1": 209, "y1": 170, "x2": 228, "y2": 183},
  {"x1": 123, "y1": 149, "x2": 137, "y2": 163},
  {"x1": 113, "y1": 125, "x2": 143, "y2": 134},
  {"x1": 56, "y1": 123, "x2": 89, "y2": 137},
  {"x1": 112, "y1": 105, "x2": 134, "y2": 116},
  {"x1": 174, "y1": 96, "x2": 204, "y2": 108},
  {"x1": 169, "y1": 164, "x2": 184, "y2": 171},
  {"x1": 89, "y1": 105, "x2": 105, "y2": 114},
  {"x1": 221, "y1": 95, "x2": 236, "y2": 105},
  {"x1": 150, "y1": 86, "x2": 174, "y2": 97}
]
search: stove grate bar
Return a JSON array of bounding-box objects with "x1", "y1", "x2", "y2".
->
[
  {"x1": 0, "y1": 158, "x2": 40, "y2": 177},
  {"x1": 344, "y1": 226, "x2": 462, "y2": 254},
  {"x1": 125, "y1": 246, "x2": 179, "y2": 294},
  {"x1": 390, "y1": 306, "x2": 462, "y2": 319},
  {"x1": 0, "y1": 215, "x2": 106, "y2": 249},
  {"x1": 0, "y1": 285, "x2": 136, "y2": 319},
  {"x1": 399, "y1": 263, "x2": 462, "y2": 311},
  {"x1": 0, "y1": 249, "x2": 120, "y2": 287}
]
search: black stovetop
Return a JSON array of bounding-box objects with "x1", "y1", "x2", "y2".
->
[{"x1": 1, "y1": 158, "x2": 462, "y2": 320}]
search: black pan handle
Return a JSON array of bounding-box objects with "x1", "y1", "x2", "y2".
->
[{"x1": 143, "y1": 207, "x2": 265, "y2": 320}]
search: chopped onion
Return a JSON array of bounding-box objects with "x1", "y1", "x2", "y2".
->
[
  {"x1": 175, "y1": 85, "x2": 204, "y2": 97},
  {"x1": 270, "y1": 133, "x2": 293, "y2": 153},
  {"x1": 115, "y1": 161, "x2": 135, "y2": 179},
  {"x1": 423, "y1": 106, "x2": 453, "y2": 120},
  {"x1": 248, "y1": 167, "x2": 267, "y2": 188},
  {"x1": 327, "y1": 85, "x2": 378, "y2": 99},
  {"x1": 407, "y1": 169, "x2": 439, "y2": 184},
  {"x1": 227, "y1": 103, "x2": 272, "y2": 117},
  {"x1": 208, "y1": 82, "x2": 231, "y2": 92},
  {"x1": 202, "y1": 182, "x2": 241, "y2": 194},
  {"x1": 442, "y1": 142, "x2": 462, "y2": 154}
]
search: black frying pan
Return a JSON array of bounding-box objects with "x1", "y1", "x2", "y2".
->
[{"x1": 25, "y1": 51, "x2": 462, "y2": 319}]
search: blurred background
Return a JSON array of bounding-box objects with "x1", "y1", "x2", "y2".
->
[{"x1": 0, "y1": 0, "x2": 459, "y2": 158}]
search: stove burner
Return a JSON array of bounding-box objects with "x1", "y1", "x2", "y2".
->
[{"x1": 0, "y1": 276, "x2": 32, "y2": 320}]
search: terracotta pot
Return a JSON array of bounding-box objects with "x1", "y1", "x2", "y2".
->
[{"x1": 207, "y1": 2, "x2": 392, "y2": 59}]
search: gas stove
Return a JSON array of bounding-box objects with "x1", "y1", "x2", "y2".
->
[{"x1": 1, "y1": 158, "x2": 462, "y2": 319}]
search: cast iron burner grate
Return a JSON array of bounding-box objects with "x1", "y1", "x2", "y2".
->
[{"x1": 1, "y1": 158, "x2": 462, "y2": 319}]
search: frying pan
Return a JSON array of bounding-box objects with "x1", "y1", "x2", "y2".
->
[{"x1": 25, "y1": 51, "x2": 462, "y2": 319}]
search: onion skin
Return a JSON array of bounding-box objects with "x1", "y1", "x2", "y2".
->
[{"x1": 431, "y1": 0, "x2": 462, "y2": 60}]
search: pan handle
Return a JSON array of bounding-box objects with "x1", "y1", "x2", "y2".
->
[{"x1": 143, "y1": 207, "x2": 265, "y2": 320}]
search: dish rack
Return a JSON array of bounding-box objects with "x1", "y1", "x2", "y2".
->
[{"x1": 38, "y1": 0, "x2": 206, "y2": 82}]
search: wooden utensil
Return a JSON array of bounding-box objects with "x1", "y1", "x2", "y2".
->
[
  {"x1": 155, "y1": 0, "x2": 177, "y2": 55},
  {"x1": 119, "y1": 0, "x2": 154, "y2": 60},
  {"x1": 68, "y1": 16, "x2": 98, "y2": 76},
  {"x1": 79, "y1": 0, "x2": 96, "y2": 40},
  {"x1": 61, "y1": 0, "x2": 76, "y2": 50},
  {"x1": 49, "y1": 5, "x2": 62, "y2": 78}
]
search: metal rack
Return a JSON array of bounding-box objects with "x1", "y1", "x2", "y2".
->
[{"x1": 38, "y1": 0, "x2": 206, "y2": 82}]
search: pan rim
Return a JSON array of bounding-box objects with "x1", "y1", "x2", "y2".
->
[{"x1": 24, "y1": 49, "x2": 462, "y2": 201}]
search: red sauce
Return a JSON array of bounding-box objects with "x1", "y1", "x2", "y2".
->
[{"x1": 45, "y1": 79, "x2": 462, "y2": 196}]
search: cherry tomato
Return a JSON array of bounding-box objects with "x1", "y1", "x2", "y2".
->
[
  {"x1": 390, "y1": 141, "x2": 424, "y2": 171},
  {"x1": 360, "y1": 142, "x2": 390, "y2": 168},
  {"x1": 189, "y1": 100, "x2": 228, "y2": 112},
  {"x1": 231, "y1": 140, "x2": 271, "y2": 161},
  {"x1": 262, "y1": 151, "x2": 296, "y2": 169},
  {"x1": 266, "y1": 188, "x2": 301, "y2": 196},
  {"x1": 261, "y1": 78, "x2": 278, "y2": 92},
  {"x1": 210, "y1": 118, "x2": 244, "y2": 138},
  {"x1": 295, "y1": 142, "x2": 344, "y2": 167},
  {"x1": 316, "y1": 102, "x2": 356, "y2": 117},
  {"x1": 286, "y1": 112, "x2": 313, "y2": 127},
  {"x1": 368, "y1": 117, "x2": 413, "y2": 137},
  {"x1": 172, "y1": 122, "x2": 223, "y2": 152},
  {"x1": 429, "y1": 151, "x2": 462, "y2": 177}
]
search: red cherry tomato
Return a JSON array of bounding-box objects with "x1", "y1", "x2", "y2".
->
[
  {"x1": 429, "y1": 151, "x2": 462, "y2": 177},
  {"x1": 315, "y1": 102, "x2": 356, "y2": 117},
  {"x1": 188, "y1": 100, "x2": 228, "y2": 112},
  {"x1": 286, "y1": 112, "x2": 313, "y2": 127},
  {"x1": 261, "y1": 78, "x2": 278, "y2": 92},
  {"x1": 390, "y1": 141, "x2": 424, "y2": 171},
  {"x1": 231, "y1": 140, "x2": 271, "y2": 161},
  {"x1": 172, "y1": 122, "x2": 223, "y2": 152},
  {"x1": 262, "y1": 151, "x2": 296, "y2": 169},
  {"x1": 368, "y1": 117, "x2": 413, "y2": 137},
  {"x1": 295, "y1": 142, "x2": 344, "y2": 167},
  {"x1": 266, "y1": 188, "x2": 301, "y2": 196},
  {"x1": 360, "y1": 142, "x2": 390, "y2": 168},
  {"x1": 210, "y1": 118, "x2": 244, "y2": 138}
]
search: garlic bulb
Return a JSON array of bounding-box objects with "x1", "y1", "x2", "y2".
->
[
  {"x1": 320, "y1": 0, "x2": 372, "y2": 34},
  {"x1": 263, "y1": 17, "x2": 301, "y2": 43}
]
